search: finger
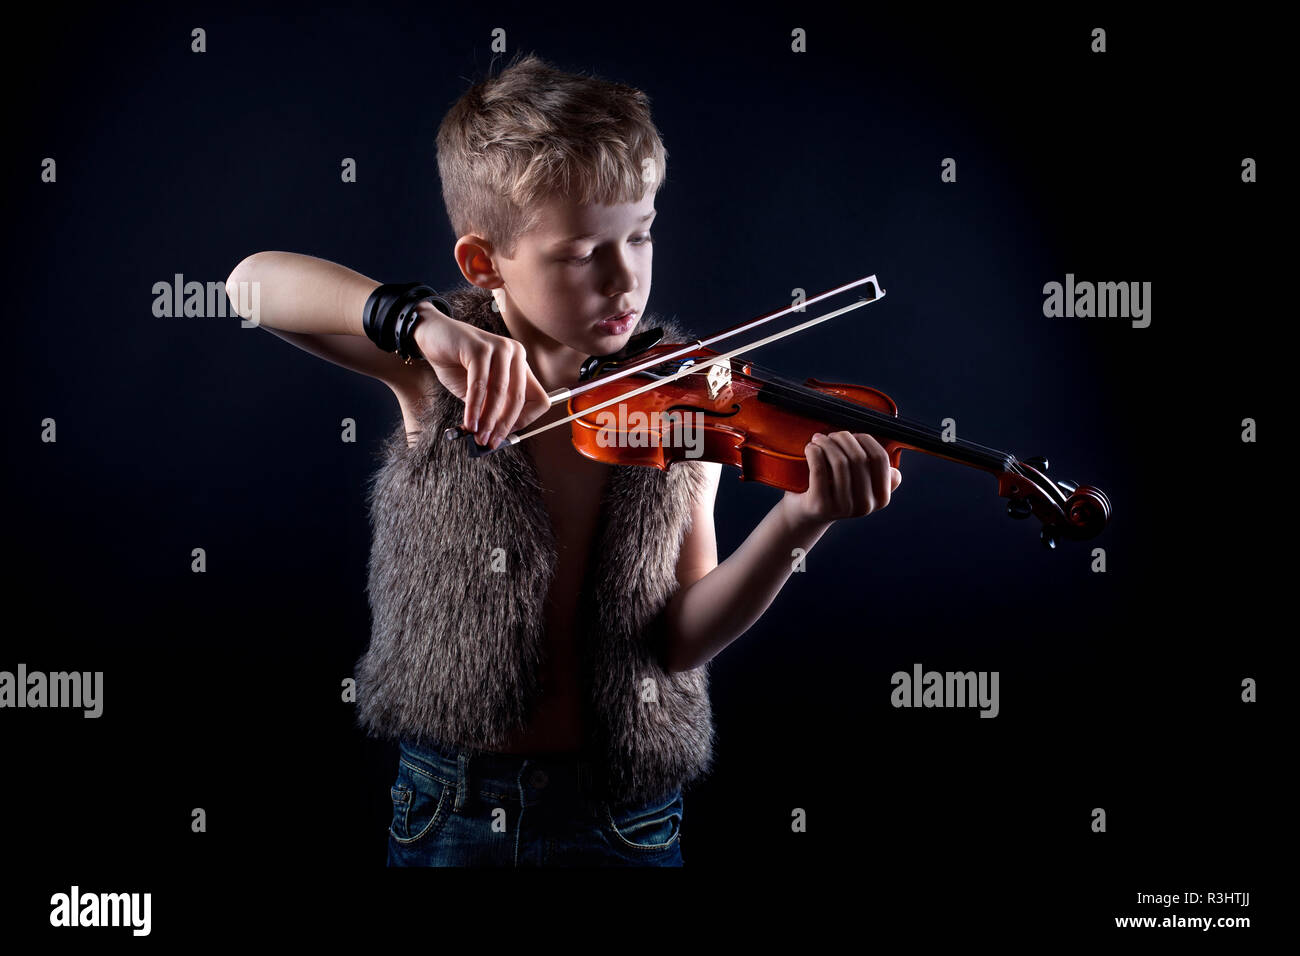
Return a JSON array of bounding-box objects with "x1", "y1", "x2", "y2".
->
[
  {"x1": 852, "y1": 433, "x2": 891, "y2": 510},
  {"x1": 495, "y1": 343, "x2": 528, "y2": 443},
  {"x1": 829, "y1": 431, "x2": 870, "y2": 515},
  {"x1": 814, "y1": 433, "x2": 851, "y2": 516},
  {"x1": 890, "y1": 467, "x2": 903, "y2": 491},
  {"x1": 463, "y1": 344, "x2": 492, "y2": 435},
  {"x1": 476, "y1": 347, "x2": 509, "y2": 445},
  {"x1": 804, "y1": 437, "x2": 830, "y2": 505}
]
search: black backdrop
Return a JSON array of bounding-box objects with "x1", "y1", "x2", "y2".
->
[{"x1": 4, "y1": 3, "x2": 1278, "y2": 942}]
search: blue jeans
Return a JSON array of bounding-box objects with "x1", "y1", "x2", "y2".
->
[{"x1": 387, "y1": 738, "x2": 685, "y2": 867}]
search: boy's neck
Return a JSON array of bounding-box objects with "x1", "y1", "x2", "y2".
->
[{"x1": 493, "y1": 290, "x2": 588, "y2": 393}]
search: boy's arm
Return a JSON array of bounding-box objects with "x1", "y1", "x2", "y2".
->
[
  {"x1": 225, "y1": 251, "x2": 549, "y2": 445},
  {"x1": 659, "y1": 431, "x2": 902, "y2": 673},
  {"x1": 224, "y1": 250, "x2": 430, "y2": 401}
]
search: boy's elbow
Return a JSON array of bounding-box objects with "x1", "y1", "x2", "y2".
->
[
  {"x1": 225, "y1": 253, "x2": 269, "y2": 318},
  {"x1": 225, "y1": 252, "x2": 263, "y2": 292},
  {"x1": 225, "y1": 260, "x2": 248, "y2": 307}
]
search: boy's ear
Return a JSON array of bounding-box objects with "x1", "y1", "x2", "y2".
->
[{"x1": 454, "y1": 235, "x2": 503, "y2": 287}]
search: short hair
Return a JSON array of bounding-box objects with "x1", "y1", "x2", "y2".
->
[{"x1": 435, "y1": 52, "x2": 668, "y2": 260}]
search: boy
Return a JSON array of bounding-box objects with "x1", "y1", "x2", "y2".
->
[{"x1": 225, "y1": 53, "x2": 900, "y2": 867}]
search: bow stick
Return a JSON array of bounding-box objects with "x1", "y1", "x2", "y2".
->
[{"x1": 444, "y1": 274, "x2": 886, "y2": 456}]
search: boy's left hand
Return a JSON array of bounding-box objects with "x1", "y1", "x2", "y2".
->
[{"x1": 780, "y1": 431, "x2": 902, "y2": 526}]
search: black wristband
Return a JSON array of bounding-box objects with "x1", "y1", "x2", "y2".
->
[
  {"x1": 362, "y1": 282, "x2": 454, "y2": 359},
  {"x1": 394, "y1": 293, "x2": 454, "y2": 361}
]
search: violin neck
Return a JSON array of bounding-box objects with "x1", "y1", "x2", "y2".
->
[
  {"x1": 754, "y1": 372, "x2": 1013, "y2": 475},
  {"x1": 874, "y1": 426, "x2": 1012, "y2": 474}
]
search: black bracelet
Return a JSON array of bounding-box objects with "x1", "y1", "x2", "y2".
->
[
  {"x1": 363, "y1": 282, "x2": 427, "y2": 352},
  {"x1": 362, "y1": 282, "x2": 454, "y2": 359}
]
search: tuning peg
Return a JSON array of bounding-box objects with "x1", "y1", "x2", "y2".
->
[
  {"x1": 1040, "y1": 528, "x2": 1057, "y2": 549},
  {"x1": 1056, "y1": 479, "x2": 1079, "y2": 494},
  {"x1": 1024, "y1": 456, "x2": 1049, "y2": 472},
  {"x1": 1007, "y1": 497, "x2": 1032, "y2": 519}
]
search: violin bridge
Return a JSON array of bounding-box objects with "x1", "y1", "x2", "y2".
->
[{"x1": 705, "y1": 359, "x2": 732, "y2": 400}]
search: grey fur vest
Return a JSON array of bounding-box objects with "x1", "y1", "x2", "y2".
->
[{"x1": 353, "y1": 283, "x2": 716, "y2": 805}]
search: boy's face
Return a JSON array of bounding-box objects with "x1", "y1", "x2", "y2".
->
[{"x1": 490, "y1": 190, "x2": 656, "y2": 358}]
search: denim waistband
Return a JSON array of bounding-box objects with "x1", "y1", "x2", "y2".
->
[{"x1": 398, "y1": 737, "x2": 608, "y2": 813}]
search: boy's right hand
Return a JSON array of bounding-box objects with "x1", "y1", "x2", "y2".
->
[{"x1": 412, "y1": 301, "x2": 551, "y2": 448}]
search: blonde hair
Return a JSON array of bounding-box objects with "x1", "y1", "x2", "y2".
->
[{"x1": 435, "y1": 52, "x2": 668, "y2": 259}]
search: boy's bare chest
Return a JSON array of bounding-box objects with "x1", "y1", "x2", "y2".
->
[
  {"x1": 529, "y1": 418, "x2": 611, "y2": 565},
  {"x1": 501, "y1": 415, "x2": 611, "y2": 752},
  {"x1": 396, "y1": 387, "x2": 614, "y2": 752}
]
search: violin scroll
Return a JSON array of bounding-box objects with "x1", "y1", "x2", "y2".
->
[{"x1": 999, "y1": 457, "x2": 1111, "y2": 548}]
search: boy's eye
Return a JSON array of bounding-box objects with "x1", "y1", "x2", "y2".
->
[{"x1": 567, "y1": 234, "x2": 653, "y2": 265}]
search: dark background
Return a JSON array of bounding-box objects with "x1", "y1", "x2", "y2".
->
[{"x1": 3, "y1": 3, "x2": 1277, "y2": 939}]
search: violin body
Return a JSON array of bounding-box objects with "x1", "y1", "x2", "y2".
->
[
  {"x1": 568, "y1": 343, "x2": 1111, "y2": 548},
  {"x1": 570, "y1": 344, "x2": 903, "y2": 487}
]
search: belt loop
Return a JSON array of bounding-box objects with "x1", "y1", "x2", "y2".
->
[{"x1": 455, "y1": 751, "x2": 471, "y2": 813}]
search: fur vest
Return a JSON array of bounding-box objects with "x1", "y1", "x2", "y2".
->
[{"x1": 353, "y1": 283, "x2": 716, "y2": 806}]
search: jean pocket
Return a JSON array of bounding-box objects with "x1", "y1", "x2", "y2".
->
[
  {"x1": 389, "y1": 759, "x2": 452, "y2": 846},
  {"x1": 601, "y1": 789, "x2": 683, "y2": 851}
]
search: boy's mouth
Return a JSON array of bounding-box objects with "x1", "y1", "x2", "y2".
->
[{"x1": 594, "y1": 310, "x2": 636, "y2": 335}]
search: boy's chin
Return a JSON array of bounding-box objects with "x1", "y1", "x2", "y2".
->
[{"x1": 586, "y1": 327, "x2": 635, "y2": 353}]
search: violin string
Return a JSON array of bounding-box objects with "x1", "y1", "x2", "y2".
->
[
  {"x1": 649, "y1": 357, "x2": 1057, "y2": 498},
  {"x1": 730, "y1": 370, "x2": 1059, "y2": 500},
  {"x1": 579, "y1": 355, "x2": 1052, "y2": 499},
  {"x1": 731, "y1": 356, "x2": 1014, "y2": 461},
  {"x1": 711, "y1": 358, "x2": 1014, "y2": 469},
  {"x1": 715, "y1": 354, "x2": 961, "y2": 438},
  {"x1": 668, "y1": 358, "x2": 1057, "y2": 499},
  {"x1": 649, "y1": 354, "x2": 1011, "y2": 469}
]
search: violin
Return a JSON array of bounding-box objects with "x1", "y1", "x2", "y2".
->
[{"x1": 446, "y1": 275, "x2": 1110, "y2": 549}]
